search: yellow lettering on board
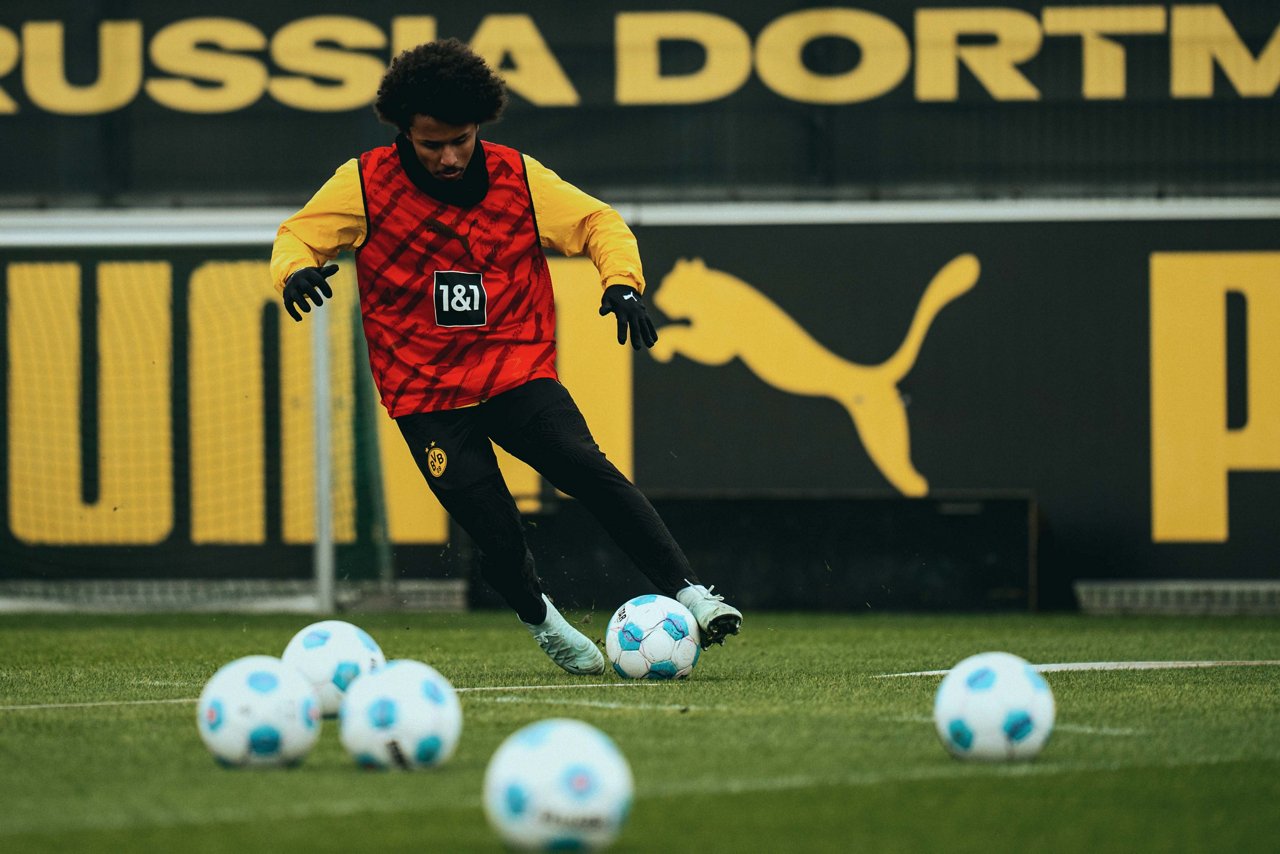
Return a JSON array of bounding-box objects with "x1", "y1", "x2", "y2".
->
[
  {"x1": 189, "y1": 261, "x2": 357, "y2": 544},
  {"x1": 269, "y1": 16, "x2": 386, "y2": 112},
  {"x1": 755, "y1": 8, "x2": 910, "y2": 104},
  {"x1": 1042, "y1": 6, "x2": 1166, "y2": 99},
  {"x1": 915, "y1": 9, "x2": 1042, "y2": 101},
  {"x1": 1150, "y1": 252, "x2": 1280, "y2": 541},
  {"x1": 470, "y1": 15, "x2": 580, "y2": 106},
  {"x1": 0, "y1": 27, "x2": 19, "y2": 113},
  {"x1": 1170, "y1": 5, "x2": 1280, "y2": 98},
  {"x1": 615, "y1": 11, "x2": 751, "y2": 105},
  {"x1": 7, "y1": 262, "x2": 172, "y2": 544},
  {"x1": 22, "y1": 20, "x2": 142, "y2": 114},
  {"x1": 146, "y1": 18, "x2": 268, "y2": 113},
  {"x1": 188, "y1": 262, "x2": 268, "y2": 544}
]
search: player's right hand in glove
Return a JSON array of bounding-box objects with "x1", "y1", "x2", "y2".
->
[
  {"x1": 282, "y1": 264, "x2": 338, "y2": 322},
  {"x1": 598, "y1": 283, "x2": 658, "y2": 350}
]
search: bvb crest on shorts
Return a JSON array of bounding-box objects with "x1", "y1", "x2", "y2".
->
[{"x1": 426, "y1": 442, "x2": 447, "y2": 478}]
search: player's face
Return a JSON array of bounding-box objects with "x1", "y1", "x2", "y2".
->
[{"x1": 406, "y1": 115, "x2": 478, "y2": 181}]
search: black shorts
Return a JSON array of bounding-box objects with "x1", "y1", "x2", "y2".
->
[
  {"x1": 396, "y1": 377, "x2": 697, "y2": 600},
  {"x1": 395, "y1": 378, "x2": 594, "y2": 493}
]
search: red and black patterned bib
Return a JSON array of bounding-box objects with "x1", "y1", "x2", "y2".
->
[{"x1": 356, "y1": 142, "x2": 557, "y2": 415}]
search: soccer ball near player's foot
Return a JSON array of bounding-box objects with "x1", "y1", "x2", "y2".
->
[
  {"x1": 933, "y1": 651, "x2": 1056, "y2": 761},
  {"x1": 282, "y1": 619, "x2": 386, "y2": 716},
  {"x1": 484, "y1": 718, "x2": 634, "y2": 851},
  {"x1": 605, "y1": 594, "x2": 701, "y2": 679},
  {"x1": 196, "y1": 655, "x2": 321, "y2": 767},
  {"x1": 338, "y1": 659, "x2": 462, "y2": 770}
]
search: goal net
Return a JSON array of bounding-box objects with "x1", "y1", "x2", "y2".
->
[{"x1": 0, "y1": 212, "x2": 464, "y2": 613}]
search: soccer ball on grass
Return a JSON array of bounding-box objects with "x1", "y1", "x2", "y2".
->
[
  {"x1": 933, "y1": 651, "x2": 1055, "y2": 761},
  {"x1": 605, "y1": 594, "x2": 701, "y2": 679},
  {"x1": 282, "y1": 619, "x2": 386, "y2": 716},
  {"x1": 483, "y1": 718, "x2": 634, "y2": 851},
  {"x1": 196, "y1": 655, "x2": 321, "y2": 767},
  {"x1": 338, "y1": 659, "x2": 462, "y2": 770}
]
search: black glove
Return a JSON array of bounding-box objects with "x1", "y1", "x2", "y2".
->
[
  {"x1": 282, "y1": 264, "x2": 338, "y2": 322},
  {"x1": 598, "y1": 284, "x2": 658, "y2": 350}
]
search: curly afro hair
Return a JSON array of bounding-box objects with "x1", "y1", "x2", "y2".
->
[{"x1": 374, "y1": 38, "x2": 508, "y2": 130}]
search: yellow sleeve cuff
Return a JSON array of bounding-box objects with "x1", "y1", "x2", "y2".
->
[{"x1": 270, "y1": 159, "x2": 367, "y2": 292}]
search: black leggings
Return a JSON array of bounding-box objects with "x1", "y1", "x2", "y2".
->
[{"x1": 396, "y1": 379, "x2": 697, "y2": 623}]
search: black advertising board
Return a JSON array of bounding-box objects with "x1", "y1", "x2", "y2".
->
[
  {"x1": 2, "y1": 206, "x2": 1277, "y2": 609},
  {"x1": 629, "y1": 213, "x2": 1280, "y2": 606},
  {"x1": 1, "y1": 1, "x2": 1278, "y2": 205}
]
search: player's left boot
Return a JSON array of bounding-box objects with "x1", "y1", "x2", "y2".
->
[
  {"x1": 523, "y1": 595, "x2": 606, "y2": 675},
  {"x1": 676, "y1": 582, "x2": 742, "y2": 649}
]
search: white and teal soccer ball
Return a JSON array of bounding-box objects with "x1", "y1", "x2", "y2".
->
[
  {"x1": 282, "y1": 619, "x2": 386, "y2": 716},
  {"x1": 338, "y1": 659, "x2": 462, "y2": 770},
  {"x1": 605, "y1": 594, "x2": 701, "y2": 679},
  {"x1": 483, "y1": 718, "x2": 634, "y2": 851},
  {"x1": 196, "y1": 655, "x2": 321, "y2": 767},
  {"x1": 933, "y1": 651, "x2": 1056, "y2": 761}
]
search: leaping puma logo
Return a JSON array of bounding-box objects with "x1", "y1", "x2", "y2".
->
[{"x1": 650, "y1": 254, "x2": 980, "y2": 496}]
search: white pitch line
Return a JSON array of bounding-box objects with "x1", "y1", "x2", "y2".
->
[
  {"x1": 0, "y1": 681, "x2": 670, "y2": 712},
  {"x1": 0, "y1": 697, "x2": 198, "y2": 711},
  {"x1": 875, "y1": 660, "x2": 1280, "y2": 678},
  {"x1": 1055, "y1": 724, "x2": 1144, "y2": 736},
  {"x1": 648, "y1": 753, "x2": 1274, "y2": 800},
  {"x1": 475, "y1": 694, "x2": 723, "y2": 713},
  {"x1": 889, "y1": 714, "x2": 1142, "y2": 737},
  {"x1": 454, "y1": 682, "x2": 668, "y2": 694}
]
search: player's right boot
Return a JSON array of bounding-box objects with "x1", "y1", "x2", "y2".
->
[
  {"x1": 523, "y1": 594, "x2": 606, "y2": 675},
  {"x1": 677, "y1": 582, "x2": 743, "y2": 649}
]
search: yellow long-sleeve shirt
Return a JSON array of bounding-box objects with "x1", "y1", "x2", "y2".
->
[{"x1": 270, "y1": 150, "x2": 645, "y2": 294}]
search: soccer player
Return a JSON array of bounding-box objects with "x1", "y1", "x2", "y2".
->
[{"x1": 270, "y1": 39, "x2": 741, "y2": 675}]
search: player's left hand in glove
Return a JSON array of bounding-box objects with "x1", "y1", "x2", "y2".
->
[
  {"x1": 598, "y1": 284, "x2": 658, "y2": 349},
  {"x1": 282, "y1": 264, "x2": 338, "y2": 322}
]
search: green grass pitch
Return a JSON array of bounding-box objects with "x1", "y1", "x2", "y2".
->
[{"x1": 2, "y1": 611, "x2": 1278, "y2": 852}]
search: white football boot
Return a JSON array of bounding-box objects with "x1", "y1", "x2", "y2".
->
[
  {"x1": 523, "y1": 594, "x2": 605, "y2": 675},
  {"x1": 676, "y1": 582, "x2": 743, "y2": 649}
]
